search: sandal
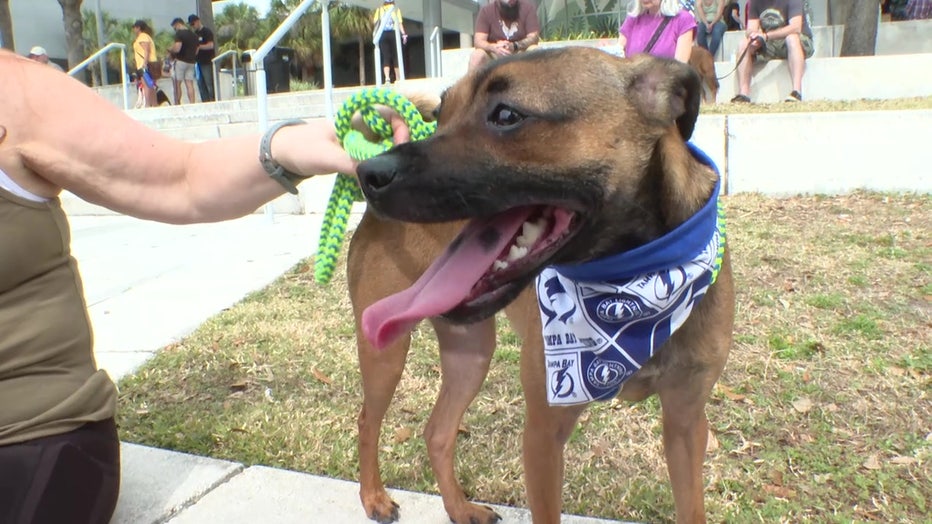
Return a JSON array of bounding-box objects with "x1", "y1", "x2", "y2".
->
[{"x1": 730, "y1": 94, "x2": 751, "y2": 104}]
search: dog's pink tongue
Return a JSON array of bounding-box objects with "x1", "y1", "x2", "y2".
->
[{"x1": 362, "y1": 207, "x2": 534, "y2": 350}]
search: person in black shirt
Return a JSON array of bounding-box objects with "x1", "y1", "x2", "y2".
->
[
  {"x1": 724, "y1": 1, "x2": 744, "y2": 30},
  {"x1": 169, "y1": 17, "x2": 199, "y2": 104},
  {"x1": 188, "y1": 14, "x2": 216, "y2": 102}
]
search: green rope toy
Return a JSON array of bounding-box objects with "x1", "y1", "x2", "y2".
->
[{"x1": 314, "y1": 88, "x2": 437, "y2": 284}]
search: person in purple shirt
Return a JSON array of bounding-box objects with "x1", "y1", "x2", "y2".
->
[{"x1": 618, "y1": 0, "x2": 696, "y2": 63}]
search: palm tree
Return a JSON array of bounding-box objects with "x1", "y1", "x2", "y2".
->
[
  {"x1": 215, "y1": 2, "x2": 266, "y2": 53},
  {"x1": 268, "y1": 0, "x2": 324, "y2": 83},
  {"x1": 0, "y1": 0, "x2": 14, "y2": 51},
  {"x1": 330, "y1": 2, "x2": 373, "y2": 85}
]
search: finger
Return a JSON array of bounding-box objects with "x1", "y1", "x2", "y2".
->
[{"x1": 391, "y1": 113, "x2": 411, "y2": 144}]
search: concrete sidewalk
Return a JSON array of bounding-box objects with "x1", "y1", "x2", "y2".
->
[{"x1": 71, "y1": 212, "x2": 623, "y2": 524}]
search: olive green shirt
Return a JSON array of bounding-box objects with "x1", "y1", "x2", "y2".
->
[{"x1": 0, "y1": 186, "x2": 117, "y2": 446}]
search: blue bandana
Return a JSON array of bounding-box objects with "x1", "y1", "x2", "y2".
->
[{"x1": 535, "y1": 144, "x2": 725, "y2": 406}]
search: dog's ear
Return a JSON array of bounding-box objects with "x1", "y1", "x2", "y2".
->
[{"x1": 626, "y1": 56, "x2": 702, "y2": 141}]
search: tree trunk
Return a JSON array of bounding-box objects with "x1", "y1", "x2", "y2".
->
[
  {"x1": 357, "y1": 36, "x2": 366, "y2": 85},
  {"x1": 0, "y1": 0, "x2": 14, "y2": 51},
  {"x1": 840, "y1": 0, "x2": 880, "y2": 56},
  {"x1": 827, "y1": 0, "x2": 852, "y2": 24},
  {"x1": 57, "y1": 0, "x2": 87, "y2": 74}
]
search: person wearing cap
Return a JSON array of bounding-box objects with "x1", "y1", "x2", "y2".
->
[
  {"x1": 188, "y1": 14, "x2": 216, "y2": 102},
  {"x1": 372, "y1": 0, "x2": 407, "y2": 84},
  {"x1": 169, "y1": 17, "x2": 199, "y2": 104},
  {"x1": 0, "y1": 48, "x2": 413, "y2": 524},
  {"x1": 27, "y1": 46, "x2": 65, "y2": 72}
]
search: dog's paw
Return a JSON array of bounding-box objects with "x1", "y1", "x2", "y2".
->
[
  {"x1": 364, "y1": 497, "x2": 400, "y2": 524},
  {"x1": 452, "y1": 504, "x2": 502, "y2": 524}
]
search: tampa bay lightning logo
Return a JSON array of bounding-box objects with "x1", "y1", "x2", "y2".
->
[
  {"x1": 586, "y1": 357, "x2": 626, "y2": 389},
  {"x1": 653, "y1": 267, "x2": 688, "y2": 301},
  {"x1": 596, "y1": 296, "x2": 643, "y2": 322},
  {"x1": 550, "y1": 362, "x2": 575, "y2": 399},
  {"x1": 539, "y1": 275, "x2": 577, "y2": 327}
]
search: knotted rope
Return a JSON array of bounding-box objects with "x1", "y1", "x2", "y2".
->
[{"x1": 314, "y1": 88, "x2": 437, "y2": 284}]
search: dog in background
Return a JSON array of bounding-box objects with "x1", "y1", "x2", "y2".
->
[
  {"x1": 348, "y1": 48, "x2": 734, "y2": 524},
  {"x1": 689, "y1": 45, "x2": 719, "y2": 104}
]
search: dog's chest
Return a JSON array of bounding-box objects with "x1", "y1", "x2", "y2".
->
[{"x1": 535, "y1": 178, "x2": 725, "y2": 407}]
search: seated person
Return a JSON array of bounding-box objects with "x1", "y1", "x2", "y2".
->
[
  {"x1": 731, "y1": 0, "x2": 814, "y2": 103},
  {"x1": 695, "y1": 0, "x2": 728, "y2": 56},
  {"x1": 467, "y1": 0, "x2": 540, "y2": 72},
  {"x1": 618, "y1": 0, "x2": 696, "y2": 63}
]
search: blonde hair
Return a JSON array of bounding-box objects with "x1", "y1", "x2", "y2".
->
[{"x1": 627, "y1": 0, "x2": 684, "y2": 17}]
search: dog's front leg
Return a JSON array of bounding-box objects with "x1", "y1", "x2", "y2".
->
[
  {"x1": 521, "y1": 372, "x2": 587, "y2": 523},
  {"x1": 508, "y1": 290, "x2": 587, "y2": 524},
  {"x1": 659, "y1": 378, "x2": 716, "y2": 524},
  {"x1": 425, "y1": 317, "x2": 502, "y2": 524},
  {"x1": 356, "y1": 333, "x2": 411, "y2": 524}
]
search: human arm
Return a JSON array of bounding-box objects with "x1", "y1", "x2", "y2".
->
[
  {"x1": 712, "y1": 0, "x2": 726, "y2": 25},
  {"x1": 617, "y1": 33, "x2": 628, "y2": 57},
  {"x1": 745, "y1": 17, "x2": 764, "y2": 48},
  {"x1": 0, "y1": 52, "x2": 407, "y2": 224},
  {"x1": 759, "y1": 14, "x2": 803, "y2": 40},
  {"x1": 512, "y1": 31, "x2": 539, "y2": 52},
  {"x1": 139, "y1": 40, "x2": 154, "y2": 66},
  {"x1": 198, "y1": 28, "x2": 215, "y2": 52},
  {"x1": 474, "y1": 32, "x2": 511, "y2": 56},
  {"x1": 674, "y1": 29, "x2": 694, "y2": 63}
]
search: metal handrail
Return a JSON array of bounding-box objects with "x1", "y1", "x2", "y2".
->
[
  {"x1": 251, "y1": 0, "x2": 321, "y2": 217},
  {"x1": 372, "y1": 6, "x2": 405, "y2": 85},
  {"x1": 69, "y1": 42, "x2": 129, "y2": 111},
  {"x1": 429, "y1": 26, "x2": 442, "y2": 78},
  {"x1": 211, "y1": 49, "x2": 241, "y2": 101}
]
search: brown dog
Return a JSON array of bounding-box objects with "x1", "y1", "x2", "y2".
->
[
  {"x1": 347, "y1": 48, "x2": 734, "y2": 524},
  {"x1": 689, "y1": 46, "x2": 719, "y2": 104}
]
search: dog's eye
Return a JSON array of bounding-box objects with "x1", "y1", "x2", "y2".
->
[{"x1": 489, "y1": 104, "x2": 525, "y2": 129}]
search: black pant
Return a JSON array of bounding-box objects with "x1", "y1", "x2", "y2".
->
[
  {"x1": 196, "y1": 62, "x2": 215, "y2": 102},
  {"x1": 0, "y1": 418, "x2": 120, "y2": 524},
  {"x1": 379, "y1": 33, "x2": 399, "y2": 69}
]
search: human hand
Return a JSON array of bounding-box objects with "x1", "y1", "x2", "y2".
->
[
  {"x1": 748, "y1": 31, "x2": 765, "y2": 48},
  {"x1": 493, "y1": 41, "x2": 512, "y2": 56},
  {"x1": 402, "y1": 34, "x2": 408, "y2": 44}
]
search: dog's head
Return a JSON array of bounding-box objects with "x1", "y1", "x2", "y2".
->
[{"x1": 358, "y1": 48, "x2": 711, "y2": 339}]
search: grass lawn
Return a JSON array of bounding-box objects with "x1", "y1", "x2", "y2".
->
[{"x1": 116, "y1": 190, "x2": 930, "y2": 524}]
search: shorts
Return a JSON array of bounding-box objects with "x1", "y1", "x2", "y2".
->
[
  {"x1": 173, "y1": 60, "x2": 196, "y2": 81},
  {"x1": 0, "y1": 418, "x2": 120, "y2": 524},
  {"x1": 759, "y1": 33, "x2": 815, "y2": 61},
  {"x1": 379, "y1": 33, "x2": 399, "y2": 67}
]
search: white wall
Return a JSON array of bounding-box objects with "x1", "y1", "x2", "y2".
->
[{"x1": 721, "y1": 110, "x2": 932, "y2": 195}]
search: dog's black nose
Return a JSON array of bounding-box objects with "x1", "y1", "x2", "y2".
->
[{"x1": 357, "y1": 154, "x2": 398, "y2": 193}]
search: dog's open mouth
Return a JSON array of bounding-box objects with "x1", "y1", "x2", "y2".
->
[{"x1": 362, "y1": 205, "x2": 578, "y2": 350}]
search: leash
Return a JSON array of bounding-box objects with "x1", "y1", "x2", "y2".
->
[
  {"x1": 715, "y1": 35, "x2": 763, "y2": 81},
  {"x1": 314, "y1": 88, "x2": 437, "y2": 284}
]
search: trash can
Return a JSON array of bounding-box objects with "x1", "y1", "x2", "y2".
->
[
  {"x1": 264, "y1": 46, "x2": 294, "y2": 94},
  {"x1": 217, "y1": 68, "x2": 243, "y2": 100},
  {"x1": 242, "y1": 47, "x2": 294, "y2": 95}
]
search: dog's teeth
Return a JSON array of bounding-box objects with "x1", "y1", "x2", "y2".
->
[
  {"x1": 508, "y1": 245, "x2": 529, "y2": 261},
  {"x1": 493, "y1": 260, "x2": 509, "y2": 271},
  {"x1": 516, "y1": 220, "x2": 543, "y2": 248}
]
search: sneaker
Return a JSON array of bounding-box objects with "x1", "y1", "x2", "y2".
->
[
  {"x1": 730, "y1": 94, "x2": 751, "y2": 104},
  {"x1": 784, "y1": 90, "x2": 803, "y2": 102}
]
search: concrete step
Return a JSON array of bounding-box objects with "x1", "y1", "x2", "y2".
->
[{"x1": 713, "y1": 52, "x2": 932, "y2": 104}]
